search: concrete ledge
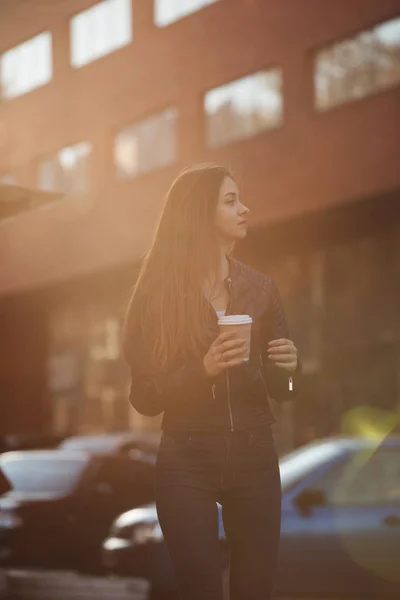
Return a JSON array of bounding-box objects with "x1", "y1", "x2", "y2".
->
[{"x1": 5, "y1": 570, "x2": 149, "y2": 600}]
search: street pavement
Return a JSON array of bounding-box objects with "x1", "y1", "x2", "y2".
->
[
  {"x1": 0, "y1": 568, "x2": 381, "y2": 600},
  {"x1": 0, "y1": 569, "x2": 149, "y2": 600}
]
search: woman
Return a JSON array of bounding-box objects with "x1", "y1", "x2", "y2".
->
[{"x1": 123, "y1": 163, "x2": 301, "y2": 600}]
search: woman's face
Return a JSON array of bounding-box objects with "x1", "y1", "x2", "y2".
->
[{"x1": 214, "y1": 176, "x2": 250, "y2": 242}]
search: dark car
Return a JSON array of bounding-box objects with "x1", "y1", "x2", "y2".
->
[
  {"x1": 102, "y1": 436, "x2": 400, "y2": 599},
  {"x1": 0, "y1": 449, "x2": 155, "y2": 571}
]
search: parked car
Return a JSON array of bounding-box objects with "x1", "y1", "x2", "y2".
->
[
  {"x1": 0, "y1": 449, "x2": 155, "y2": 571},
  {"x1": 102, "y1": 436, "x2": 400, "y2": 599},
  {"x1": 59, "y1": 430, "x2": 161, "y2": 457}
]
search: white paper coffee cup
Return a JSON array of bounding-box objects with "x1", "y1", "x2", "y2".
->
[{"x1": 218, "y1": 315, "x2": 253, "y2": 361}]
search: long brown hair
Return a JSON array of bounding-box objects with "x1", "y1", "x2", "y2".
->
[{"x1": 123, "y1": 163, "x2": 233, "y2": 370}]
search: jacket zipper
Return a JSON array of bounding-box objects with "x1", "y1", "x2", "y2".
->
[
  {"x1": 258, "y1": 353, "x2": 269, "y2": 396},
  {"x1": 212, "y1": 379, "x2": 234, "y2": 432},
  {"x1": 225, "y1": 370, "x2": 234, "y2": 432},
  {"x1": 225, "y1": 276, "x2": 234, "y2": 432}
]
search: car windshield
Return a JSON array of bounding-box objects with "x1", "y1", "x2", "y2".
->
[
  {"x1": 279, "y1": 441, "x2": 346, "y2": 491},
  {"x1": 0, "y1": 454, "x2": 89, "y2": 494}
]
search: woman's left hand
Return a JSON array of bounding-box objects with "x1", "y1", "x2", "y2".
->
[{"x1": 267, "y1": 339, "x2": 298, "y2": 372}]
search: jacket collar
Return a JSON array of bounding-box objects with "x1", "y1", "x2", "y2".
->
[
  {"x1": 224, "y1": 256, "x2": 242, "y2": 314},
  {"x1": 225, "y1": 255, "x2": 240, "y2": 284}
]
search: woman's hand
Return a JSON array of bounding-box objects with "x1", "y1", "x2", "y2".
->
[
  {"x1": 203, "y1": 331, "x2": 248, "y2": 377},
  {"x1": 267, "y1": 338, "x2": 298, "y2": 372}
]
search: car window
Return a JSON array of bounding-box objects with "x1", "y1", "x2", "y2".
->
[
  {"x1": 279, "y1": 441, "x2": 345, "y2": 491},
  {"x1": 311, "y1": 448, "x2": 400, "y2": 506}
]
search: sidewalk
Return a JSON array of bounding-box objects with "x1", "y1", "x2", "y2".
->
[
  {"x1": 0, "y1": 569, "x2": 6, "y2": 599},
  {"x1": 0, "y1": 569, "x2": 378, "y2": 600},
  {"x1": 0, "y1": 569, "x2": 149, "y2": 600}
]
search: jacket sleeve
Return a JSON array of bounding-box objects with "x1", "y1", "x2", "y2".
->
[
  {"x1": 125, "y1": 313, "x2": 210, "y2": 417},
  {"x1": 262, "y1": 278, "x2": 302, "y2": 402},
  {"x1": 128, "y1": 358, "x2": 209, "y2": 417}
]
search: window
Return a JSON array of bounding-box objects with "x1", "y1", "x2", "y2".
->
[
  {"x1": 38, "y1": 142, "x2": 92, "y2": 194},
  {"x1": 204, "y1": 69, "x2": 283, "y2": 148},
  {"x1": 155, "y1": 0, "x2": 219, "y2": 27},
  {"x1": 313, "y1": 449, "x2": 400, "y2": 505},
  {"x1": 114, "y1": 107, "x2": 177, "y2": 178},
  {"x1": 315, "y1": 16, "x2": 400, "y2": 111},
  {"x1": 70, "y1": 0, "x2": 132, "y2": 68},
  {"x1": 0, "y1": 32, "x2": 52, "y2": 99},
  {"x1": 279, "y1": 441, "x2": 345, "y2": 492}
]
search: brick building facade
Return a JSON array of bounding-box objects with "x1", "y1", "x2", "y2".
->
[{"x1": 0, "y1": 0, "x2": 399, "y2": 450}]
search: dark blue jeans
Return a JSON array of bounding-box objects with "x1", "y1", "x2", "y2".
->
[{"x1": 155, "y1": 426, "x2": 281, "y2": 600}]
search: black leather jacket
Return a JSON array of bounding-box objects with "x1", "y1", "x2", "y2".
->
[{"x1": 126, "y1": 258, "x2": 302, "y2": 432}]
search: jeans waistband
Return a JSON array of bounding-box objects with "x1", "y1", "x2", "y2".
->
[{"x1": 162, "y1": 424, "x2": 273, "y2": 439}]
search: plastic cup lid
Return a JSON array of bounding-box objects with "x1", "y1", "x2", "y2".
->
[{"x1": 218, "y1": 315, "x2": 253, "y2": 325}]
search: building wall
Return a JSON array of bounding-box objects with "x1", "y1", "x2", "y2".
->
[
  {"x1": 1, "y1": 194, "x2": 398, "y2": 444},
  {"x1": 12, "y1": 192, "x2": 394, "y2": 447},
  {"x1": 0, "y1": 293, "x2": 48, "y2": 434},
  {"x1": 1, "y1": 0, "x2": 399, "y2": 441},
  {"x1": 0, "y1": 0, "x2": 399, "y2": 295}
]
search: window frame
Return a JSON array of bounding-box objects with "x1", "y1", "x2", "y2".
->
[
  {"x1": 154, "y1": 0, "x2": 220, "y2": 28},
  {"x1": 312, "y1": 15, "x2": 400, "y2": 112},
  {"x1": 37, "y1": 140, "x2": 92, "y2": 195},
  {"x1": 0, "y1": 31, "x2": 53, "y2": 99},
  {"x1": 203, "y1": 66, "x2": 284, "y2": 149},
  {"x1": 69, "y1": 0, "x2": 133, "y2": 69},
  {"x1": 113, "y1": 105, "x2": 178, "y2": 179}
]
